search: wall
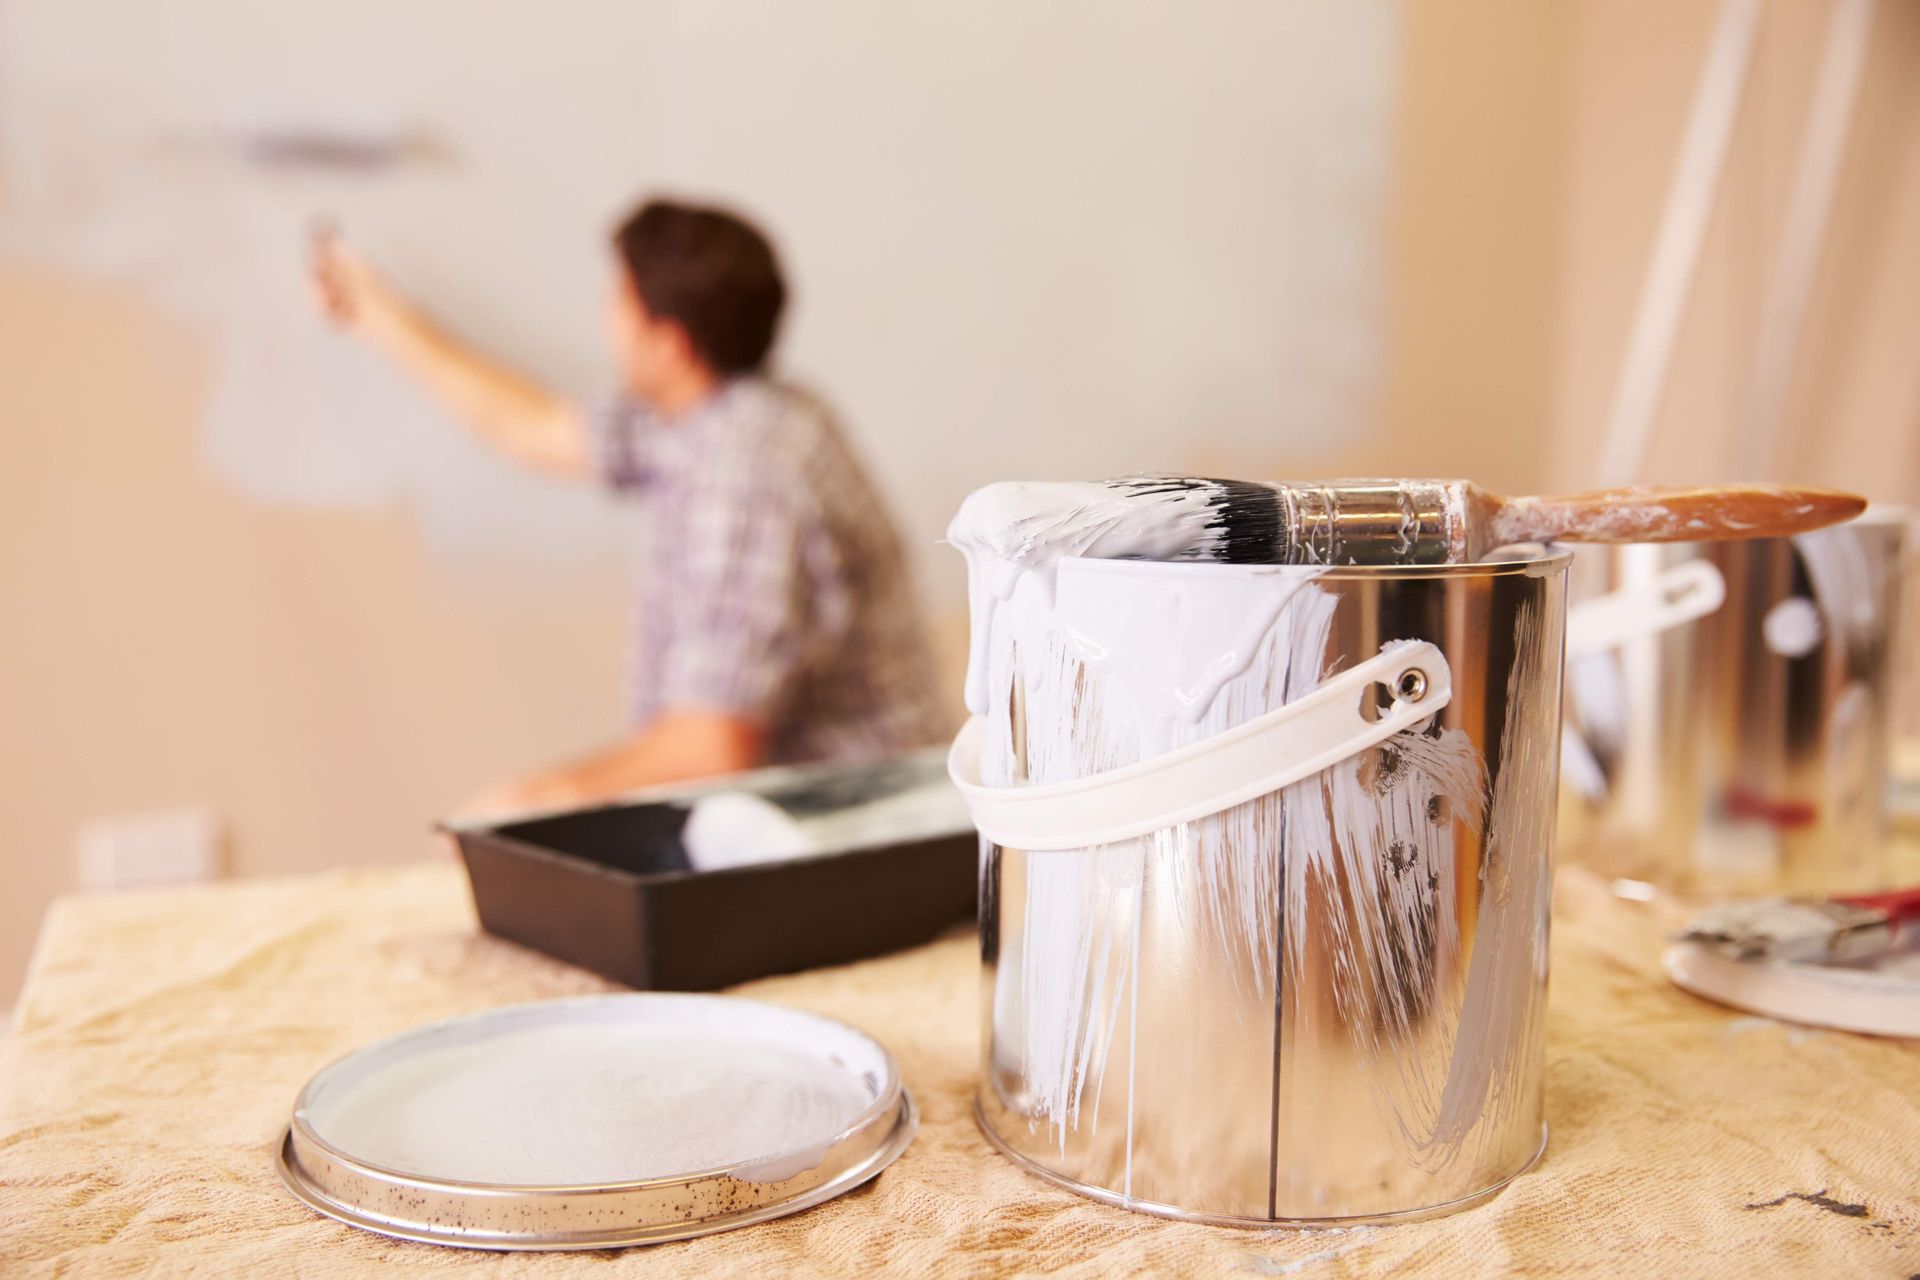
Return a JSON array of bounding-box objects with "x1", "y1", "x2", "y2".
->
[
  {"x1": 0, "y1": 1, "x2": 1402, "y2": 1001},
  {"x1": 0, "y1": 262, "x2": 632, "y2": 998}
]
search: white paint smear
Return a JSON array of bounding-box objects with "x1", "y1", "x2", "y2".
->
[
  {"x1": 965, "y1": 552, "x2": 1327, "y2": 1137},
  {"x1": 1416, "y1": 598, "x2": 1555, "y2": 1166},
  {"x1": 948, "y1": 480, "x2": 1238, "y2": 716}
]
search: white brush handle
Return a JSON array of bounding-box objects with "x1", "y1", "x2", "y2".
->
[{"x1": 949, "y1": 643, "x2": 1451, "y2": 851}]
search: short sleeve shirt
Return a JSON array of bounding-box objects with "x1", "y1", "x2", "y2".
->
[{"x1": 594, "y1": 378, "x2": 946, "y2": 765}]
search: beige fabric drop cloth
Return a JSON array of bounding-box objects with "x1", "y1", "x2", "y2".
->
[{"x1": 2, "y1": 861, "x2": 1916, "y2": 1278}]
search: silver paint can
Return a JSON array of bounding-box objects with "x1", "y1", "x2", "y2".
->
[
  {"x1": 949, "y1": 549, "x2": 1569, "y2": 1225},
  {"x1": 1556, "y1": 546, "x2": 1727, "y2": 884},
  {"x1": 1561, "y1": 512, "x2": 1911, "y2": 897}
]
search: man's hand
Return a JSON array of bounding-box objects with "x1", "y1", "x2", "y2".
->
[
  {"x1": 310, "y1": 228, "x2": 410, "y2": 341},
  {"x1": 456, "y1": 778, "x2": 562, "y2": 826},
  {"x1": 457, "y1": 710, "x2": 766, "y2": 822}
]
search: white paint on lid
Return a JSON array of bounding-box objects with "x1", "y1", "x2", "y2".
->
[{"x1": 301, "y1": 996, "x2": 887, "y2": 1187}]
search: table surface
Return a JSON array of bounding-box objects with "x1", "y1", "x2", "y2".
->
[{"x1": 2, "y1": 860, "x2": 1917, "y2": 1279}]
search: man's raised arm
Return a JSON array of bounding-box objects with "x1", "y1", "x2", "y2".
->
[{"x1": 310, "y1": 232, "x2": 592, "y2": 479}]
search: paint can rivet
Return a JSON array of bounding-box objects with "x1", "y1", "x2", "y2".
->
[{"x1": 1396, "y1": 668, "x2": 1429, "y2": 702}]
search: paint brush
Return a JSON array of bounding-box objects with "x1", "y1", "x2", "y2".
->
[
  {"x1": 953, "y1": 478, "x2": 1868, "y2": 568},
  {"x1": 1678, "y1": 885, "x2": 1920, "y2": 963}
]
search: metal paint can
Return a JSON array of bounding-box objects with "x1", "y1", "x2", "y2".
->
[
  {"x1": 951, "y1": 548, "x2": 1569, "y2": 1225},
  {"x1": 1561, "y1": 511, "x2": 1911, "y2": 897},
  {"x1": 1556, "y1": 546, "x2": 1727, "y2": 884}
]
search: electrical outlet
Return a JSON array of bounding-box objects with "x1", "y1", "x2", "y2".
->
[{"x1": 76, "y1": 808, "x2": 224, "y2": 892}]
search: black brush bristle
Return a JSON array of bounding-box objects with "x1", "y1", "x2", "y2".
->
[{"x1": 1110, "y1": 476, "x2": 1287, "y2": 563}]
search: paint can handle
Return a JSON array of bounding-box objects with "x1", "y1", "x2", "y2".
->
[
  {"x1": 1565, "y1": 559, "x2": 1725, "y2": 658},
  {"x1": 948, "y1": 641, "x2": 1452, "y2": 851}
]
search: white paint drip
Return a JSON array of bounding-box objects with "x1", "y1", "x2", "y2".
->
[
  {"x1": 949, "y1": 480, "x2": 1232, "y2": 715},
  {"x1": 971, "y1": 554, "x2": 1327, "y2": 1136}
]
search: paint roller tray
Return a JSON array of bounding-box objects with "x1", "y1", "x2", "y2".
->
[{"x1": 447, "y1": 747, "x2": 978, "y2": 990}]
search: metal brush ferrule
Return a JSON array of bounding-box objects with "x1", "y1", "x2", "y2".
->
[{"x1": 1282, "y1": 480, "x2": 1455, "y2": 565}]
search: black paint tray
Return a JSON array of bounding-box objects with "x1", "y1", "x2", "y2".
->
[{"x1": 447, "y1": 748, "x2": 978, "y2": 991}]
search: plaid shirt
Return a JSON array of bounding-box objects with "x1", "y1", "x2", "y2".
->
[{"x1": 596, "y1": 378, "x2": 946, "y2": 765}]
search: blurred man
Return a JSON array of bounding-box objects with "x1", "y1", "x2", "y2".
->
[{"x1": 313, "y1": 199, "x2": 943, "y2": 812}]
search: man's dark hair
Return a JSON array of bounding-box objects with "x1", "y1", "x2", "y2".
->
[{"x1": 613, "y1": 200, "x2": 787, "y2": 377}]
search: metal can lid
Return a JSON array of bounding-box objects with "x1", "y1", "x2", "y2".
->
[{"x1": 277, "y1": 993, "x2": 916, "y2": 1250}]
